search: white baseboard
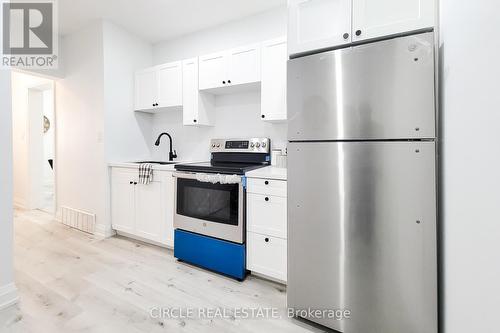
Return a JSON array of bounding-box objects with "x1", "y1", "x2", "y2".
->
[
  {"x1": 94, "y1": 223, "x2": 115, "y2": 239},
  {"x1": 0, "y1": 283, "x2": 19, "y2": 310}
]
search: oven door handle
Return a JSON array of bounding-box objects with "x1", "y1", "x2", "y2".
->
[{"x1": 173, "y1": 172, "x2": 243, "y2": 184}]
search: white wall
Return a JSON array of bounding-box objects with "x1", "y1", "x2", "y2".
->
[
  {"x1": 55, "y1": 20, "x2": 153, "y2": 236},
  {"x1": 440, "y1": 1, "x2": 500, "y2": 332},
  {"x1": 55, "y1": 21, "x2": 107, "y2": 231},
  {"x1": 0, "y1": 70, "x2": 18, "y2": 309},
  {"x1": 103, "y1": 21, "x2": 153, "y2": 163},
  {"x1": 153, "y1": 7, "x2": 287, "y2": 64},
  {"x1": 151, "y1": 6, "x2": 288, "y2": 161}
]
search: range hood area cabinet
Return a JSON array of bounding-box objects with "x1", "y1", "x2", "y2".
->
[
  {"x1": 134, "y1": 61, "x2": 183, "y2": 112},
  {"x1": 288, "y1": 0, "x2": 436, "y2": 57},
  {"x1": 198, "y1": 43, "x2": 261, "y2": 92},
  {"x1": 182, "y1": 58, "x2": 215, "y2": 126}
]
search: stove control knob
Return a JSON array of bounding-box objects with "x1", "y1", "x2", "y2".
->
[
  {"x1": 216, "y1": 143, "x2": 221, "y2": 148},
  {"x1": 261, "y1": 142, "x2": 267, "y2": 148},
  {"x1": 250, "y1": 143, "x2": 255, "y2": 148},
  {"x1": 212, "y1": 144, "x2": 216, "y2": 148},
  {"x1": 255, "y1": 142, "x2": 261, "y2": 148}
]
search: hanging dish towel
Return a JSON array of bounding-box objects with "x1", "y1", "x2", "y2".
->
[{"x1": 139, "y1": 163, "x2": 153, "y2": 185}]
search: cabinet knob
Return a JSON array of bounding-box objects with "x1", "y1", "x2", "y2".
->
[
  {"x1": 152, "y1": 103, "x2": 155, "y2": 107},
  {"x1": 265, "y1": 237, "x2": 269, "y2": 243},
  {"x1": 355, "y1": 30, "x2": 362, "y2": 36},
  {"x1": 134, "y1": 182, "x2": 138, "y2": 185},
  {"x1": 343, "y1": 33, "x2": 349, "y2": 40},
  {"x1": 264, "y1": 180, "x2": 269, "y2": 185},
  {"x1": 261, "y1": 115, "x2": 265, "y2": 119},
  {"x1": 129, "y1": 181, "x2": 133, "y2": 185},
  {"x1": 193, "y1": 119, "x2": 197, "y2": 123},
  {"x1": 222, "y1": 81, "x2": 226, "y2": 84},
  {"x1": 228, "y1": 80, "x2": 231, "y2": 84},
  {"x1": 265, "y1": 197, "x2": 269, "y2": 202}
]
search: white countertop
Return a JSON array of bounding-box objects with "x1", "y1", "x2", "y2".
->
[
  {"x1": 108, "y1": 161, "x2": 201, "y2": 172},
  {"x1": 245, "y1": 166, "x2": 287, "y2": 181}
]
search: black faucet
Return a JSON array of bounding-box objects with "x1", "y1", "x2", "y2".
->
[{"x1": 155, "y1": 132, "x2": 177, "y2": 161}]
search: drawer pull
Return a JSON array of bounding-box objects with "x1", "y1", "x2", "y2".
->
[
  {"x1": 265, "y1": 237, "x2": 269, "y2": 243},
  {"x1": 264, "y1": 180, "x2": 269, "y2": 185},
  {"x1": 265, "y1": 197, "x2": 269, "y2": 202}
]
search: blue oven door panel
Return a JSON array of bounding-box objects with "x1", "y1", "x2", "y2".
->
[{"x1": 174, "y1": 229, "x2": 247, "y2": 280}]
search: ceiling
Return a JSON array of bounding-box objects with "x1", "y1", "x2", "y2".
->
[{"x1": 58, "y1": 0, "x2": 286, "y2": 43}]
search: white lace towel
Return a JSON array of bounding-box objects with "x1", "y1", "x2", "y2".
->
[
  {"x1": 195, "y1": 173, "x2": 241, "y2": 184},
  {"x1": 139, "y1": 163, "x2": 153, "y2": 185}
]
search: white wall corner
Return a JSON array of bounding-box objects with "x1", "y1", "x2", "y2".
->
[
  {"x1": 0, "y1": 283, "x2": 19, "y2": 311},
  {"x1": 13, "y1": 197, "x2": 25, "y2": 210},
  {"x1": 94, "y1": 223, "x2": 115, "y2": 239}
]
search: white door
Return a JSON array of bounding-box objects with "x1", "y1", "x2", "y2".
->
[
  {"x1": 227, "y1": 44, "x2": 261, "y2": 86},
  {"x1": 182, "y1": 58, "x2": 198, "y2": 125},
  {"x1": 157, "y1": 61, "x2": 183, "y2": 108},
  {"x1": 261, "y1": 37, "x2": 287, "y2": 121},
  {"x1": 352, "y1": 0, "x2": 435, "y2": 42},
  {"x1": 135, "y1": 181, "x2": 164, "y2": 243},
  {"x1": 135, "y1": 68, "x2": 157, "y2": 110},
  {"x1": 288, "y1": 0, "x2": 352, "y2": 56},
  {"x1": 199, "y1": 51, "x2": 227, "y2": 90},
  {"x1": 111, "y1": 170, "x2": 136, "y2": 233}
]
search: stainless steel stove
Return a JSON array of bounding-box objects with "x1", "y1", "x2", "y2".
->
[
  {"x1": 174, "y1": 138, "x2": 271, "y2": 175},
  {"x1": 172, "y1": 138, "x2": 271, "y2": 280}
]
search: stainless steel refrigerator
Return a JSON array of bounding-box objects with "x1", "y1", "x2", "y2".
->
[{"x1": 287, "y1": 32, "x2": 437, "y2": 333}]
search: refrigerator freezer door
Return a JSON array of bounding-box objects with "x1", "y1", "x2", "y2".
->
[
  {"x1": 287, "y1": 141, "x2": 437, "y2": 333},
  {"x1": 288, "y1": 32, "x2": 435, "y2": 141}
]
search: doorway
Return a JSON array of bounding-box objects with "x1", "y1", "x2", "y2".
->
[{"x1": 12, "y1": 71, "x2": 56, "y2": 214}]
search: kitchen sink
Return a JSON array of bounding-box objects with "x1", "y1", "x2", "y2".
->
[{"x1": 132, "y1": 161, "x2": 176, "y2": 165}]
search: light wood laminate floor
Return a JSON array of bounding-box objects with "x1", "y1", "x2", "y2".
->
[{"x1": 0, "y1": 209, "x2": 324, "y2": 333}]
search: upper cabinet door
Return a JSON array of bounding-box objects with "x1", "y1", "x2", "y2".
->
[
  {"x1": 227, "y1": 44, "x2": 261, "y2": 85},
  {"x1": 199, "y1": 51, "x2": 227, "y2": 90},
  {"x1": 182, "y1": 58, "x2": 198, "y2": 125},
  {"x1": 134, "y1": 68, "x2": 157, "y2": 110},
  {"x1": 288, "y1": 0, "x2": 352, "y2": 57},
  {"x1": 261, "y1": 37, "x2": 287, "y2": 122},
  {"x1": 157, "y1": 61, "x2": 183, "y2": 108},
  {"x1": 352, "y1": 0, "x2": 435, "y2": 42}
]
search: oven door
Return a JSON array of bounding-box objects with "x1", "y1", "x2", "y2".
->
[{"x1": 173, "y1": 172, "x2": 245, "y2": 244}]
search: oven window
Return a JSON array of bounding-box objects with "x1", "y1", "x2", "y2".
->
[{"x1": 177, "y1": 178, "x2": 239, "y2": 226}]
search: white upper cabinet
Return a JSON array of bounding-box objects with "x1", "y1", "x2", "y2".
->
[
  {"x1": 226, "y1": 44, "x2": 261, "y2": 86},
  {"x1": 134, "y1": 68, "x2": 158, "y2": 111},
  {"x1": 134, "y1": 62, "x2": 182, "y2": 112},
  {"x1": 182, "y1": 58, "x2": 215, "y2": 126},
  {"x1": 157, "y1": 61, "x2": 182, "y2": 108},
  {"x1": 288, "y1": 0, "x2": 352, "y2": 57},
  {"x1": 352, "y1": 0, "x2": 435, "y2": 42},
  {"x1": 198, "y1": 51, "x2": 227, "y2": 90},
  {"x1": 288, "y1": 0, "x2": 435, "y2": 57},
  {"x1": 199, "y1": 44, "x2": 261, "y2": 92},
  {"x1": 261, "y1": 37, "x2": 287, "y2": 122}
]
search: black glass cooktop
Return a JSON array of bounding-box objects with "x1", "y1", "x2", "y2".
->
[{"x1": 175, "y1": 162, "x2": 267, "y2": 175}]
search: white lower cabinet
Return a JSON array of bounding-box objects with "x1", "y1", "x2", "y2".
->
[
  {"x1": 247, "y1": 233, "x2": 287, "y2": 282},
  {"x1": 246, "y1": 177, "x2": 287, "y2": 283},
  {"x1": 111, "y1": 167, "x2": 175, "y2": 247}
]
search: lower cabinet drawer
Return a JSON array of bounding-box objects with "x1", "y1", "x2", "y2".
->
[
  {"x1": 247, "y1": 232, "x2": 287, "y2": 282},
  {"x1": 247, "y1": 193, "x2": 287, "y2": 238}
]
